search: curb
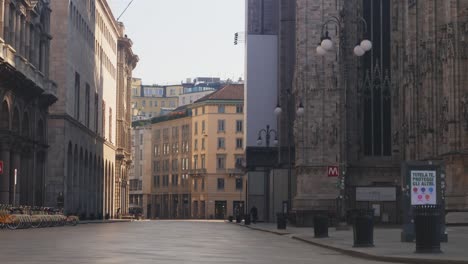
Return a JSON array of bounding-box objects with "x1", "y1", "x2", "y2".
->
[
  {"x1": 238, "y1": 224, "x2": 468, "y2": 264},
  {"x1": 79, "y1": 220, "x2": 133, "y2": 224},
  {"x1": 243, "y1": 225, "x2": 290, "y2": 236}
]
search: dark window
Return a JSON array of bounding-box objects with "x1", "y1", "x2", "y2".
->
[
  {"x1": 75, "y1": 72, "x2": 80, "y2": 119},
  {"x1": 94, "y1": 93, "x2": 99, "y2": 133},
  {"x1": 217, "y1": 138, "x2": 225, "y2": 149},
  {"x1": 218, "y1": 105, "x2": 225, "y2": 113},
  {"x1": 85, "y1": 84, "x2": 90, "y2": 127},
  {"x1": 217, "y1": 178, "x2": 225, "y2": 190},
  {"x1": 236, "y1": 105, "x2": 243, "y2": 113},
  {"x1": 235, "y1": 178, "x2": 243, "y2": 190},
  {"x1": 217, "y1": 155, "x2": 226, "y2": 169},
  {"x1": 362, "y1": 0, "x2": 391, "y2": 156},
  {"x1": 218, "y1": 120, "x2": 225, "y2": 132},
  {"x1": 236, "y1": 120, "x2": 243, "y2": 132},
  {"x1": 236, "y1": 138, "x2": 243, "y2": 149},
  {"x1": 109, "y1": 108, "x2": 112, "y2": 142},
  {"x1": 172, "y1": 174, "x2": 178, "y2": 186},
  {"x1": 102, "y1": 100, "x2": 106, "y2": 136}
]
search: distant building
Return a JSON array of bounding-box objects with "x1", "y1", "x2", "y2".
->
[
  {"x1": 151, "y1": 109, "x2": 192, "y2": 219},
  {"x1": 131, "y1": 79, "x2": 178, "y2": 120},
  {"x1": 178, "y1": 89, "x2": 216, "y2": 107},
  {"x1": 129, "y1": 125, "x2": 152, "y2": 217},
  {"x1": 188, "y1": 84, "x2": 245, "y2": 219},
  {"x1": 133, "y1": 84, "x2": 246, "y2": 219}
]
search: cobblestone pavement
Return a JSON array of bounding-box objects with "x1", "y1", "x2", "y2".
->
[{"x1": 0, "y1": 220, "x2": 400, "y2": 264}]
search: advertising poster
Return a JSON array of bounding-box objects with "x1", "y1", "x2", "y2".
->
[{"x1": 410, "y1": 170, "x2": 437, "y2": 205}]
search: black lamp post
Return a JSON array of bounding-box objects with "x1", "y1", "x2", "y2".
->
[
  {"x1": 274, "y1": 93, "x2": 304, "y2": 213},
  {"x1": 316, "y1": 12, "x2": 371, "y2": 223}
]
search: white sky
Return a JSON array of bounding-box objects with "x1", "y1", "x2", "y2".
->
[{"x1": 107, "y1": 0, "x2": 245, "y2": 85}]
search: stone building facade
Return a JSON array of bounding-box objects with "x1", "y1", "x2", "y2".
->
[
  {"x1": 115, "y1": 23, "x2": 138, "y2": 216},
  {"x1": 151, "y1": 112, "x2": 192, "y2": 219},
  {"x1": 46, "y1": 0, "x2": 134, "y2": 219},
  {"x1": 292, "y1": 0, "x2": 468, "y2": 224},
  {"x1": 129, "y1": 124, "x2": 152, "y2": 218},
  {"x1": 0, "y1": 0, "x2": 57, "y2": 206}
]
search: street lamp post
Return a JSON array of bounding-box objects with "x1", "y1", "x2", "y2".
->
[
  {"x1": 274, "y1": 94, "x2": 304, "y2": 213},
  {"x1": 316, "y1": 11, "x2": 371, "y2": 223}
]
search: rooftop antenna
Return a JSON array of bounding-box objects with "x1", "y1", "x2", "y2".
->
[{"x1": 117, "y1": 0, "x2": 135, "y2": 21}]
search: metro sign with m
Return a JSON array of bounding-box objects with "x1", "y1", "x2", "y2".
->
[{"x1": 327, "y1": 166, "x2": 339, "y2": 177}]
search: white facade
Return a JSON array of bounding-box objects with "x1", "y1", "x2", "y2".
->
[{"x1": 245, "y1": 35, "x2": 278, "y2": 147}]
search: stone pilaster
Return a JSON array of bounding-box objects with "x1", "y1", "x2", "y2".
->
[{"x1": 0, "y1": 139, "x2": 11, "y2": 203}]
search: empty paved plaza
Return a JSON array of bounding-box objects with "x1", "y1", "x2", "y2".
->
[{"x1": 0, "y1": 221, "x2": 400, "y2": 264}]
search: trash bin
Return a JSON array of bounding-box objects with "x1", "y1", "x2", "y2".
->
[
  {"x1": 314, "y1": 215, "x2": 328, "y2": 238},
  {"x1": 244, "y1": 214, "x2": 251, "y2": 225},
  {"x1": 236, "y1": 215, "x2": 241, "y2": 223},
  {"x1": 414, "y1": 205, "x2": 442, "y2": 253},
  {"x1": 277, "y1": 213, "x2": 287, "y2": 229},
  {"x1": 352, "y1": 209, "x2": 374, "y2": 247}
]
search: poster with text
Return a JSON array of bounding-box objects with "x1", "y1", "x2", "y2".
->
[{"x1": 411, "y1": 170, "x2": 437, "y2": 205}]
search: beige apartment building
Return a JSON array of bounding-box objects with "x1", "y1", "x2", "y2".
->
[
  {"x1": 129, "y1": 125, "x2": 152, "y2": 218},
  {"x1": 47, "y1": 0, "x2": 135, "y2": 219},
  {"x1": 151, "y1": 109, "x2": 192, "y2": 219},
  {"x1": 189, "y1": 84, "x2": 245, "y2": 219},
  {"x1": 141, "y1": 84, "x2": 245, "y2": 219},
  {"x1": 131, "y1": 79, "x2": 179, "y2": 120}
]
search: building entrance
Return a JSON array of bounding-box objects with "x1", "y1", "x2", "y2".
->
[{"x1": 214, "y1": 201, "x2": 227, "y2": 219}]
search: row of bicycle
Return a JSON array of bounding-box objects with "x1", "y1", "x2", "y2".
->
[{"x1": 0, "y1": 204, "x2": 79, "y2": 230}]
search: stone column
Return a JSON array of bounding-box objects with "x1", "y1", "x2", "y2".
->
[
  {"x1": 19, "y1": 145, "x2": 32, "y2": 205},
  {"x1": 0, "y1": 141, "x2": 11, "y2": 203},
  {"x1": 10, "y1": 148, "x2": 21, "y2": 205}
]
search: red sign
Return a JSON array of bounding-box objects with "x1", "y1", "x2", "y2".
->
[
  {"x1": 0, "y1": 160, "x2": 3, "y2": 174},
  {"x1": 327, "y1": 166, "x2": 339, "y2": 177}
]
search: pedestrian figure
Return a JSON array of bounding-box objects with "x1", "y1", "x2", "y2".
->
[{"x1": 250, "y1": 205, "x2": 258, "y2": 224}]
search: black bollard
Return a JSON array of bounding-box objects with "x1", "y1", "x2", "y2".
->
[
  {"x1": 353, "y1": 209, "x2": 374, "y2": 247},
  {"x1": 314, "y1": 215, "x2": 329, "y2": 238}
]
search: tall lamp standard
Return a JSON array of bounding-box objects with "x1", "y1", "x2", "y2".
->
[
  {"x1": 274, "y1": 95, "x2": 305, "y2": 213},
  {"x1": 316, "y1": 11, "x2": 371, "y2": 223},
  {"x1": 256, "y1": 125, "x2": 278, "y2": 221}
]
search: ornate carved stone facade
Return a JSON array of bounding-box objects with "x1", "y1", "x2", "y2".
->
[
  {"x1": 293, "y1": 0, "x2": 468, "y2": 222},
  {"x1": 0, "y1": 0, "x2": 57, "y2": 206},
  {"x1": 115, "y1": 23, "x2": 138, "y2": 215}
]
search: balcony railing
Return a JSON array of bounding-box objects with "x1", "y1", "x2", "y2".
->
[
  {"x1": 188, "y1": 168, "x2": 207, "y2": 176},
  {"x1": 227, "y1": 168, "x2": 244, "y2": 176}
]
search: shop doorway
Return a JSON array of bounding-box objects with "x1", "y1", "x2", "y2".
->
[{"x1": 215, "y1": 201, "x2": 227, "y2": 219}]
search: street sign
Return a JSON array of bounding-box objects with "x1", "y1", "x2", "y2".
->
[
  {"x1": 410, "y1": 170, "x2": 437, "y2": 205},
  {"x1": 327, "y1": 166, "x2": 339, "y2": 177},
  {"x1": 0, "y1": 160, "x2": 3, "y2": 174}
]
